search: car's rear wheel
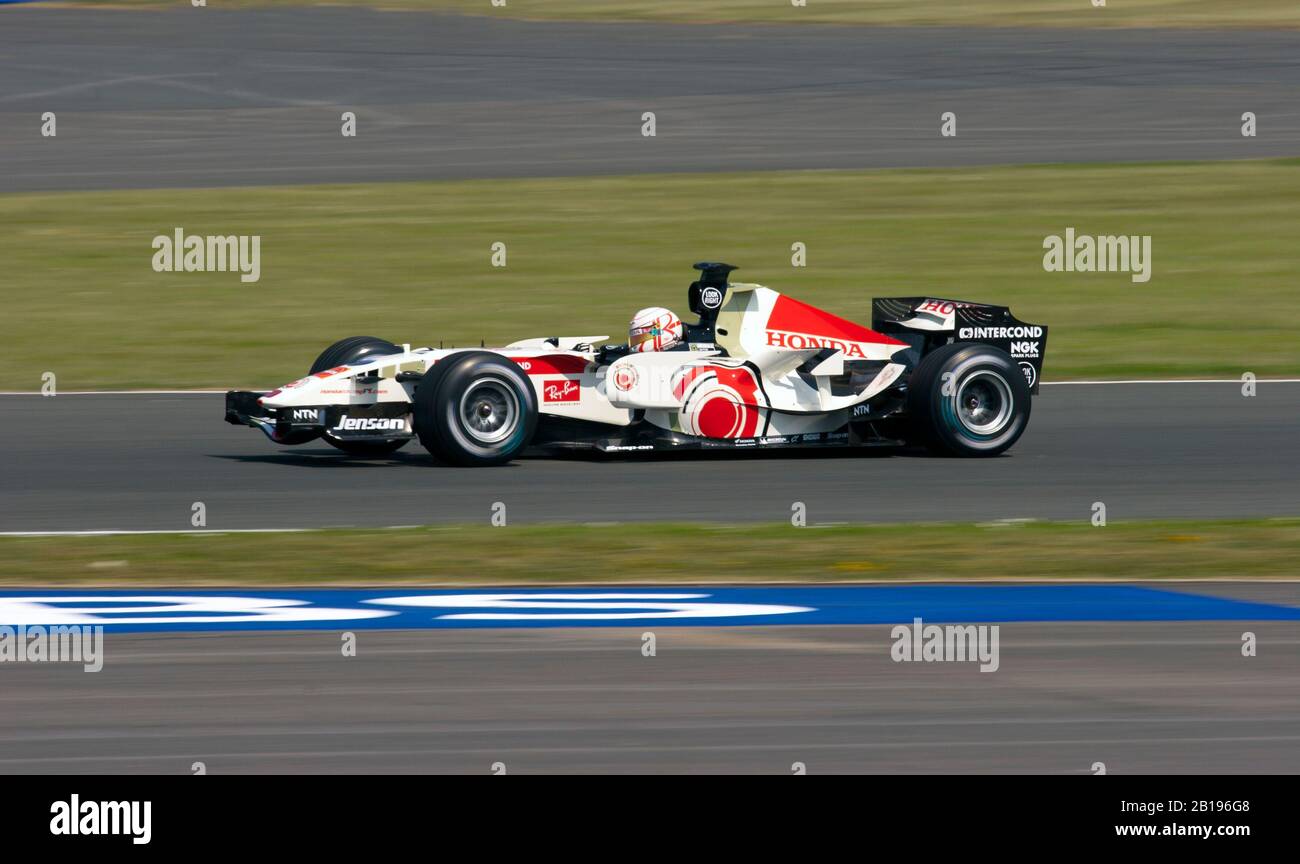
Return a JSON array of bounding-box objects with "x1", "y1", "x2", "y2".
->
[
  {"x1": 906, "y1": 342, "x2": 1031, "y2": 456},
  {"x1": 413, "y1": 351, "x2": 537, "y2": 466},
  {"x1": 309, "y1": 336, "x2": 408, "y2": 457}
]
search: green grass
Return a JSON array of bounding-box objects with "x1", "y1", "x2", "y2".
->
[
  {"x1": 3, "y1": 160, "x2": 1298, "y2": 390},
  {"x1": 63, "y1": 0, "x2": 1300, "y2": 29},
  {"x1": 4, "y1": 519, "x2": 1299, "y2": 586}
]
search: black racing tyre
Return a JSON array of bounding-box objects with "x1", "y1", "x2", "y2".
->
[
  {"x1": 309, "y1": 336, "x2": 401, "y2": 375},
  {"x1": 413, "y1": 351, "x2": 538, "y2": 466},
  {"x1": 906, "y1": 342, "x2": 1031, "y2": 457},
  {"x1": 309, "y1": 336, "x2": 408, "y2": 457}
]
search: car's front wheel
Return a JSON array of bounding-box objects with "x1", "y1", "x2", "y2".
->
[
  {"x1": 309, "y1": 336, "x2": 408, "y2": 457},
  {"x1": 413, "y1": 352, "x2": 537, "y2": 466},
  {"x1": 906, "y1": 342, "x2": 1031, "y2": 456}
]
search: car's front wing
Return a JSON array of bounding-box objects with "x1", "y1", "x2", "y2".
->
[{"x1": 224, "y1": 390, "x2": 414, "y2": 445}]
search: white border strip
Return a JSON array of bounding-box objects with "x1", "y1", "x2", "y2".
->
[{"x1": 6, "y1": 517, "x2": 1298, "y2": 539}]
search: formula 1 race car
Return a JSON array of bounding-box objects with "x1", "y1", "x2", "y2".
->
[{"x1": 225, "y1": 263, "x2": 1048, "y2": 465}]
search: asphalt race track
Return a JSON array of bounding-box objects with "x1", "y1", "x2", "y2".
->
[
  {"x1": 3, "y1": 8, "x2": 1299, "y2": 191},
  {"x1": 3, "y1": 613, "x2": 1298, "y2": 773},
  {"x1": 0, "y1": 382, "x2": 1296, "y2": 531}
]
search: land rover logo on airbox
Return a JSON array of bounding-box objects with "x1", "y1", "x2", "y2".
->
[{"x1": 701, "y1": 286, "x2": 724, "y2": 309}]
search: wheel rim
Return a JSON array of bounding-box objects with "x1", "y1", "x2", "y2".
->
[
  {"x1": 458, "y1": 377, "x2": 519, "y2": 445},
  {"x1": 954, "y1": 370, "x2": 1013, "y2": 436}
]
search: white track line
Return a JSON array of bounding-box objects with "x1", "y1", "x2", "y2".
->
[
  {"x1": 2, "y1": 379, "x2": 1298, "y2": 396},
  {"x1": 7, "y1": 517, "x2": 1299, "y2": 539}
]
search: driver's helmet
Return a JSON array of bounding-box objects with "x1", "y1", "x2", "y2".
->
[{"x1": 629, "y1": 307, "x2": 684, "y2": 352}]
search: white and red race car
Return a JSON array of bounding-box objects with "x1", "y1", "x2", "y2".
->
[{"x1": 225, "y1": 263, "x2": 1047, "y2": 465}]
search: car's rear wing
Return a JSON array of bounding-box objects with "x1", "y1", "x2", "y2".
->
[{"x1": 872, "y1": 297, "x2": 1048, "y2": 393}]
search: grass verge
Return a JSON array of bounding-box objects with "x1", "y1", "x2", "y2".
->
[
  {"x1": 4, "y1": 519, "x2": 1299, "y2": 586},
  {"x1": 3, "y1": 160, "x2": 1299, "y2": 390}
]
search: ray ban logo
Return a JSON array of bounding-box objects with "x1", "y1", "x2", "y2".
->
[
  {"x1": 891, "y1": 617, "x2": 999, "y2": 673},
  {"x1": 0, "y1": 625, "x2": 103, "y2": 672},
  {"x1": 152, "y1": 227, "x2": 261, "y2": 283},
  {"x1": 543, "y1": 379, "x2": 580, "y2": 403}
]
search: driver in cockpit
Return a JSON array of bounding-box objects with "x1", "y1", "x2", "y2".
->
[
  {"x1": 598, "y1": 306, "x2": 684, "y2": 363},
  {"x1": 627, "y1": 307, "x2": 684, "y2": 353}
]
